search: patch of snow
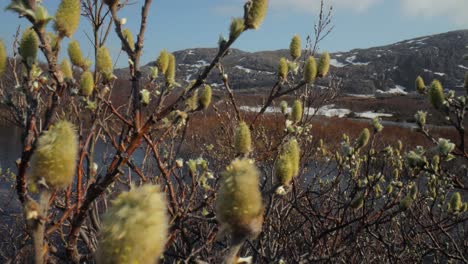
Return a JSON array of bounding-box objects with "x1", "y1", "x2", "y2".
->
[
  {"x1": 210, "y1": 83, "x2": 223, "y2": 88},
  {"x1": 185, "y1": 74, "x2": 192, "y2": 82},
  {"x1": 346, "y1": 94, "x2": 375, "y2": 98},
  {"x1": 234, "y1": 65, "x2": 274, "y2": 75},
  {"x1": 356, "y1": 111, "x2": 393, "y2": 119},
  {"x1": 240, "y1": 104, "x2": 392, "y2": 119},
  {"x1": 334, "y1": 54, "x2": 343, "y2": 57},
  {"x1": 376, "y1": 85, "x2": 408, "y2": 95},
  {"x1": 187, "y1": 50, "x2": 195, "y2": 55},
  {"x1": 393, "y1": 66, "x2": 399, "y2": 70},
  {"x1": 377, "y1": 54, "x2": 382, "y2": 58},
  {"x1": 235, "y1": 65, "x2": 252, "y2": 73},
  {"x1": 330, "y1": 59, "x2": 346, "y2": 68},
  {"x1": 424, "y1": 69, "x2": 446, "y2": 76},
  {"x1": 458, "y1": 64, "x2": 468, "y2": 70},
  {"x1": 196, "y1": 60, "x2": 209, "y2": 67},
  {"x1": 345, "y1": 55, "x2": 370, "y2": 66}
]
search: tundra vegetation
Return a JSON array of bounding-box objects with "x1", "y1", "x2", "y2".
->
[{"x1": 0, "y1": 0, "x2": 466, "y2": 263}]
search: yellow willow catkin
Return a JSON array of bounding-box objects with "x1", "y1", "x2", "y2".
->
[
  {"x1": 278, "y1": 57, "x2": 288, "y2": 80},
  {"x1": 428, "y1": 80, "x2": 445, "y2": 109},
  {"x1": 156, "y1": 49, "x2": 169, "y2": 75},
  {"x1": 285, "y1": 138, "x2": 300, "y2": 177},
  {"x1": 60, "y1": 59, "x2": 73, "y2": 80},
  {"x1": 186, "y1": 89, "x2": 199, "y2": 111},
  {"x1": 0, "y1": 40, "x2": 6, "y2": 77},
  {"x1": 140, "y1": 89, "x2": 150, "y2": 105},
  {"x1": 198, "y1": 85, "x2": 212, "y2": 109},
  {"x1": 122, "y1": 28, "x2": 135, "y2": 51},
  {"x1": 290, "y1": 34, "x2": 301, "y2": 60},
  {"x1": 80, "y1": 71, "x2": 94, "y2": 96},
  {"x1": 317, "y1": 51, "x2": 330, "y2": 78},
  {"x1": 234, "y1": 121, "x2": 252, "y2": 155},
  {"x1": 291, "y1": 100, "x2": 302, "y2": 123},
  {"x1": 415, "y1": 76, "x2": 425, "y2": 93},
  {"x1": 68, "y1": 40, "x2": 85, "y2": 69},
  {"x1": 19, "y1": 28, "x2": 38, "y2": 63},
  {"x1": 29, "y1": 120, "x2": 78, "y2": 189},
  {"x1": 304, "y1": 56, "x2": 317, "y2": 83},
  {"x1": 55, "y1": 0, "x2": 80, "y2": 38},
  {"x1": 275, "y1": 153, "x2": 293, "y2": 186},
  {"x1": 96, "y1": 46, "x2": 113, "y2": 79},
  {"x1": 97, "y1": 185, "x2": 169, "y2": 264},
  {"x1": 450, "y1": 192, "x2": 462, "y2": 212},
  {"x1": 165, "y1": 53, "x2": 176, "y2": 85},
  {"x1": 356, "y1": 128, "x2": 370, "y2": 149},
  {"x1": 216, "y1": 158, "x2": 264, "y2": 238},
  {"x1": 245, "y1": 0, "x2": 268, "y2": 30},
  {"x1": 229, "y1": 17, "x2": 245, "y2": 40}
]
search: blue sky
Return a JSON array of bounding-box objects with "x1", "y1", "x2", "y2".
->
[{"x1": 0, "y1": 0, "x2": 467, "y2": 67}]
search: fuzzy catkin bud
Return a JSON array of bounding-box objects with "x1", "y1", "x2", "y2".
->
[
  {"x1": 97, "y1": 185, "x2": 168, "y2": 264},
  {"x1": 198, "y1": 85, "x2": 212, "y2": 109},
  {"x1": 280, "y1": 100, "x2": 288, "y2": 114},
  {"x1": 415, "y1": 76, "x2": 425, "y2": 93},
  {"x1": 68, "y1": 40, "x2": 86, "y2": 69},
  {"x1": 429, "y1": 80, "x2": 445, "y2": 109},
  {"x1": 291, "y1": 100, "x2": 302, "y2": 123},
  {"x1": 356, "y1": 128, "x2": 370, "y2": 149},
  {"x1": 55, "y1": 0, "x2": 80, "y2": 38},
  {"x1": 122, "y1": 29, "x2": 135, "y2": 51},
  {"x1": 290, "y1": 34, "x2": 301, "y2": 60},
  {"x1": 278, "y1": 57, "x2": 288, "y2": 80},
  {"x1": 186, "y1": 90, "x2": 199, "y2": 111},
  {"x1": 216, "y1": 158, "x2": 264, "y2": 239},
  {"x1": 229, "y1": 17, "x2": 245, "y2": 40},
  {"x1": 29, "y1": 121, "x2": 78, "y2": 189},
  {"x1": 19, "y1": 28, "x2": 38, "y2": 63},
  {"x1": 304, "y1": 56, "x2": 317, "y2": 83},
  {"x1": 317, "y1": 52, "x2": 330, "y2": 78},
  {"x1": 156, "y1": 49, "x2": 169, "y2": 74},
  {"x1": 96, "y1": 46, "x2": 113, "y2": 80},
  {"x1": 275, "y1": 153, "x2": 293, "y2": 186},
  {"x1": 165, "y1": 53, "x2": 176, "y2": 85},
  {"x1": 245, "y1": 0, "x2": 268, "y2": 30},
  {"x1": 0, "y1": 40, "x2": 6, "y2": 77},
  {"x1": 415, "y1": 111, "x2": 427, "y2": 127},
  {"x1": 285, "y1": 139, "x2": 300, "y2": 177},
  {"x1": 80, "y1": 71, "x2": 94, "y2": 97},
  {"x1": 234, "y1": 121, "x2": 252, "y2": 155},
  {"x1": 60, "y1": 59, "x2": 73, "y2": 80},
  {"x1": 372, "y1": 117, "x2": 383, "y2": 133},
  {"x1": 140, "y1": 89, "x2": 150, "y2": 105}
]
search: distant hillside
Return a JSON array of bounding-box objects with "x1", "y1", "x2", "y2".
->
[{"x1": 115, "y1": 30, "x2": 468, "y2": 94}]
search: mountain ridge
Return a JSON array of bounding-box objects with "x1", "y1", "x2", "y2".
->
[{"x1": 116, "y1": 29, "x2": 468, "y2": 94}]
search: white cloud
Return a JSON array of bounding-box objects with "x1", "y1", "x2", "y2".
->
[
  {"x1": 400, "y1": 0, "x2": 468, "y2": 25},
  {"x1": 269, "y1": 0, "x2": 382, "y2": 14}
]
